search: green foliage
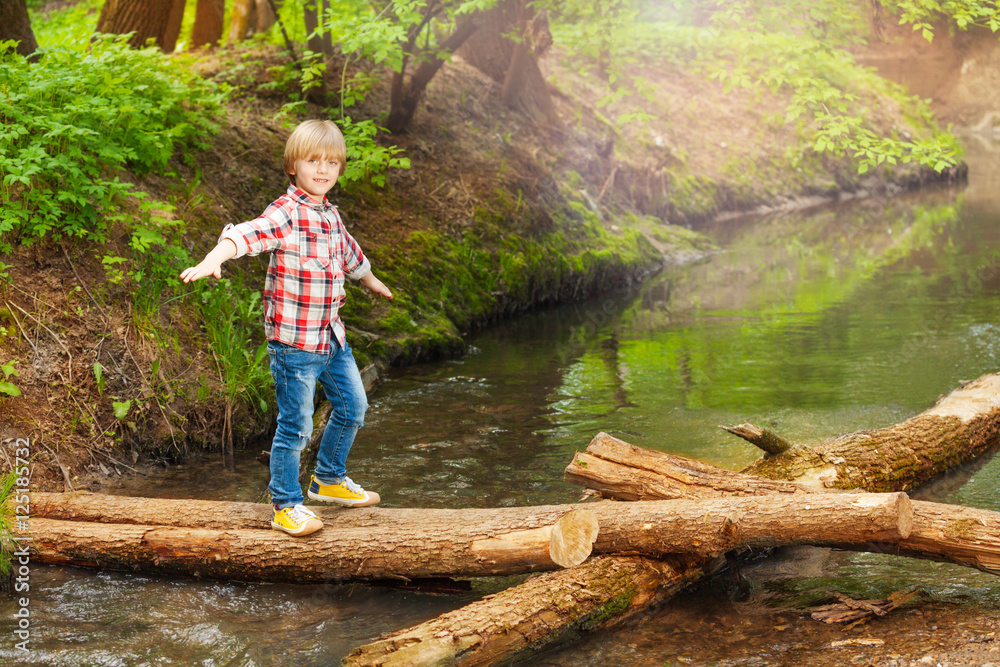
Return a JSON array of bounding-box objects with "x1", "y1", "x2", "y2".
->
[
  {"x1": 0, "y1": 360, "x2": 19, "y2": 398},
  {"x1": 885, "y1": 0, "x2": 1000, "y2": 40},
  {"x1": 93, "y1": 362, "x2": 105, "y2": 397},
  {"x1": 0, "y1": 468, "x2": 16, "y2": 580},
  {"x1": 546, "y1": 0, "x2": 659, "y2": 127},
  {"x1": 552, "y1": 1, "x2": 960, "y2": 175},
  {"x1": 29, "y1": 0, "x2": 103, "y2": 49},
  {"x1": 0, "y1": 35, "x2": 225, "y2": 252},
  {"x1": 112, "y1": 399, "x2": 133, "y2": 421},
  {"x1": 198, "y1": 279, "x2": 273, "y2": 416},
  {"x1": 340, "y1": 117, "x2": 410, "y2": 187}
]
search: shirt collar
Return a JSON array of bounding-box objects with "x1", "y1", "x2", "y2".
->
[{"x1": 287, "y1": 184, "x2": 332, "y2": 210}]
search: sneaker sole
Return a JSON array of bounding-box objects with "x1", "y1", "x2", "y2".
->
[
  {"x1": 270, "y1": 520, "x2": 323, "y2": 536},
  {"x1": 307, "y1": 489, "x2": 380, "y2": 507}
]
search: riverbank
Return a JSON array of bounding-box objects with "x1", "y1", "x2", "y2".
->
[{"x1": 1, "y1": 18, "x2": 967, "y2": 490}]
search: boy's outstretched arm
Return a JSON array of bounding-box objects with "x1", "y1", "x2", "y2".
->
[
  {"x1": 180, "y1": 239, "x2": 238, "y2": 283},
  {"x1": 359, "y1": 272, "x2": 393, "y2": 300}
]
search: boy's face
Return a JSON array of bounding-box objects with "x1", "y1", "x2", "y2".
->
[{"x1": 289, "y1": 154, "x2": 340, "y2": 202}]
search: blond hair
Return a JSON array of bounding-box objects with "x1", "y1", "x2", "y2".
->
[{"x1": 283, "y1": 119, "x2": 347, "y2": 184}]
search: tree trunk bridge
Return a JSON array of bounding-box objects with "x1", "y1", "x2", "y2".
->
[{"x1": 19, "y1": 373, "x2": 1000, "y2": 666}]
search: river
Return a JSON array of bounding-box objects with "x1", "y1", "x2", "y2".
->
[{"x1": 2, "y1": 142, "x2": 1000, "y2": 665}]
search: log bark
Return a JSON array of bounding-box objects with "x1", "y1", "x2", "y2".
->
[
  {"x1": 566, "y1": 433, "x2": 1000, "y2": 576},
  {"x1": 343, "y1": 556, "x2": 710, "y2": 667},
  {"x1": 28, "y1": 491, "x2": 911, "y2": 580},
  {"x1": 565, "y1": 433, "x2": 810, "y2": 501},
  {"x1": 741, "y1": 373, "x2": 1000, "y2": 491}
]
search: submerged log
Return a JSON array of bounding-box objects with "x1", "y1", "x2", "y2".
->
[
  {"x1": 27, "y1": 491, "x2": 911, "y2": 580},
  {"x1": 809, "y1": 587, "x2": 923, "y2": 624}
]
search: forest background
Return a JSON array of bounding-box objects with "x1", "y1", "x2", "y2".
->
[{"x1": 0, "y1": 0, "x2": 992, "y2": 506}]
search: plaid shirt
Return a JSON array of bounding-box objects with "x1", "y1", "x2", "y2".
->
[{"x1": 219, "y1": 186, "x2": 371, "y2": 353}]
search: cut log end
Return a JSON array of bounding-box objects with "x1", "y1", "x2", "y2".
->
[{"x1": 549, "y1": 509, "x2": 599, "y2": 568}]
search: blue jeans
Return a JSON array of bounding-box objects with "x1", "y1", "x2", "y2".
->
[{"x1": 267, "y1": 339, "x2": 368, "y2": 508}]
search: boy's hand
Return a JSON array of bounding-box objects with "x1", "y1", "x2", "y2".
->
[
  {"x1": 360, "y1": 273, "x2": 393, "y2": 300},
  {"x1": 180, "y1": 239, "x2": 237, "y2": 283},
  {"x1": 180, "y1": 259, "x2": 223, "y2": 283}
]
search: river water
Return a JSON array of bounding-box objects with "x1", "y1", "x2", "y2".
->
[{"x1": 3, "y1": 143, "x2": 1000, "y2": 665}]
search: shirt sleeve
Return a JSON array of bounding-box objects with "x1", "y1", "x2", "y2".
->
[
  {"x1": 219, "y1": 199, "x2": 292, "y2": 258},
  {"x1": 333, "y1": 208, "x2": 371, "y2": 280}
]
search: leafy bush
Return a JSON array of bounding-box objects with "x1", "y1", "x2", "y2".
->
[
  {"x1": 0, "y1": 35, "x2": 225, "y2": 252},
  {"x1": 885, "y1": 0, "x2": 1000, "y2": 40},
  {"x1": 552, "y1": 5, "x2": 961, "y2": 175},
  {"x1": 198, "y1": 278, "x2": 273, "y2": 417}
]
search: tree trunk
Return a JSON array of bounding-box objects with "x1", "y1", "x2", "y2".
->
[
  {"x1": 302, "y1": 0, "x2": 331, "y2": 57},
  {"x1": 227, "y1": 0, "x2": 254, "y2": 43},
  {"x1": 190, "y1": 0, "x2": 224, "y2": 49},
  {"x1": 1, "y1": 0, "x2": 38, "y2": 59},
  {"x1": 163, "y1": 0, "x2": 185, "y2": 53},
  {"x1": 386, "y1": 18, "x2": 478, "y2": 134},
  {"x1": 456, "y1": 0, "x2": 560, "y2": 126},
  {"x1": 254, "y1": 0, "x2": 276, "y2": 33},
  {"x1": 27, "y1": 491, "x2": 910, "y2": 580},
  {"x1": 343, "y1": 556, "x2": 710, "y2": 667},
  {"x1": 499, "y1": 39, "x2": 561, "y2": 127},
  {"x1": 96, "y1": 0, "x2": 186, "y2": 52}
]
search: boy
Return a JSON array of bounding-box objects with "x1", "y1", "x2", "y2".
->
[{"x1": 181, "y1": 119, "x2": 392, "y2": 537}]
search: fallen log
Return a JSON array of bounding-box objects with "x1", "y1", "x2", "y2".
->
[
  {"x1": 349, "y1": 373, "x2": 1000, "y2": 665},
  {"x1": 342, "y1": 556, "x2": 713, "y2": 667},
  {"x1": 565, "y1": 432, "x2": 810, "y2": 500},
  {"x1": 27, "y1": 491, "x2": 911, "y2": 580},
  {"x1": 742, "y1": 373, "x2": 1000, "y2": 490},
  {"x1": 566, "y1": 432, "x2": 1000, "y2": 576}
]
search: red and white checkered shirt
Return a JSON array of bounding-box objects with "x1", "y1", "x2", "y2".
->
[{"x1": 219, "y1": 186, "x2": 371, "y2": 353}]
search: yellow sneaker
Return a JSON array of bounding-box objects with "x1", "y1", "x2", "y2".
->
[
  {"x1": 307, "y1": 475, "x2": 380, "y2": 507},
  {"x1": 271, "y1": 504, "x2": 323, "y2": 536}
]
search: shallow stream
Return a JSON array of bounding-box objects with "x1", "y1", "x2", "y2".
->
[{"x1": 3, "y1": 142, "x2": 1000, "y2": 665}]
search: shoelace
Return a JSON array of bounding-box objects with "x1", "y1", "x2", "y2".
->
[
  {"x1": 340, "y1": 476, "x2": 364, "y2": 495},
  {"x1": 286, "y1": 504, "x2": 317, "y2": 523}
]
